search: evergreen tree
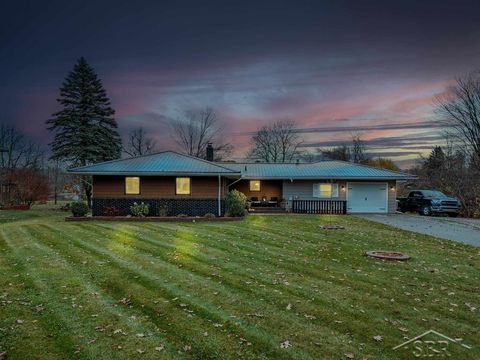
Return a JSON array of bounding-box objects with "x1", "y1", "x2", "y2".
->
[{"x1": 47, "y1": 57, "x2": 121, "y2": 206}]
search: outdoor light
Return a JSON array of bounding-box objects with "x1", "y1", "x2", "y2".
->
[
  {"x1": 390, "y1": 185, "x2": 396, "y2": 191},
  {"x1": 341, "y1": 185, "x2": 346, "y2": 191}
]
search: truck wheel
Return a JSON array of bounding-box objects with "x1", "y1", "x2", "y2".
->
[
  {"x1": 419, "y1": 206, "x2": 432, "y2": 216},
  {"x1": 447, "y1": 213, "x2": 458, "y2": 218}
]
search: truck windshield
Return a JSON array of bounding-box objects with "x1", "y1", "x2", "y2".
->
[{"x1": 421, "y1": 190, "x2": 447, "y2": 198}]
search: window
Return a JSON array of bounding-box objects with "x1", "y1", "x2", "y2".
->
[
  {"x1": 125, "y1": 177, "x2": 140, "y2": 195},
  {"x1": 249, "y1": 180, "x2": 261, "y2": 192},
  {"x1": 176, "y1": 177, "x2": 191, "y2": 195},
  {"x1": 313, "y1": 183, "x2": 339, "y2": 198}
]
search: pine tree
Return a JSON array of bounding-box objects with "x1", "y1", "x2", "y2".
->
[{"x1": 47, "y1": 57, "x2": 122, "y2": 206}]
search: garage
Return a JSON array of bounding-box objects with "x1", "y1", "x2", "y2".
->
[{"x1": 347, "y1": 183, "x2": 387, "y2": 213}]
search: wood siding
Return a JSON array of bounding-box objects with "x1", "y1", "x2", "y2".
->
[
  {"x1": 230, "y1": 180, "x2": 283, "y2": 200},
  {"x1": 93, "y1": 175, "x2": 221, "y2": 199}
]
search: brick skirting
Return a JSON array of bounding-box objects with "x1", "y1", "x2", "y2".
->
[{"x1": 92, "y1": 198, "x2": 224, "y2": 217}]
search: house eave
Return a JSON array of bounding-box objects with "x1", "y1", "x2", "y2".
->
[
  {"x1": 239, "y1": 176, "x2": 417, "y2": 181},
  {"x1": 67, "y1": 171, "x2": 241, "y2": 176}
]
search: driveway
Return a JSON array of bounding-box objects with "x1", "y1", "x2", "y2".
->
[{"x1": 358, "y1": 213, "x2": 480, "y2": 247}]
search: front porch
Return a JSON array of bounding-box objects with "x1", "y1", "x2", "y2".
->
[
  {"x1": 229, "y1": 179, "x2": 283, "y2": 208},
  {"x1": 228, "y1": 179, "x2": 348, "y2": 214}
]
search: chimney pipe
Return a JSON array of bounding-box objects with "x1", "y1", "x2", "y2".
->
[{"x1": 206, "y1": 143, "x2": 214, "y2": 161}]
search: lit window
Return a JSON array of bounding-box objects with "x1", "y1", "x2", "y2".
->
[
  {"x1": 249, "y1": 180, "x2": 261, "y2": 192},
  {"x1": 176, "y1": 177, "x2": 191, "y2": 195},
  {"x1": 319, "y1": 184, "x2": 332, "y2": 197},
  {"x1": 313, "y1": 183, "x2": 339, "y2": 198},
  {"x1": 125, "y1": 177, "x2": 140, "y2": 195}
]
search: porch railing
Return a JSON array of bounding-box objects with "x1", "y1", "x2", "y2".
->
[{"x1": 292, "y1": 200, "x2": 347, "y2": 214}]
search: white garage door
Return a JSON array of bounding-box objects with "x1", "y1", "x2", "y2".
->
[{"x1": 347, "y1": 183, "x2": 387, "y2": 213}]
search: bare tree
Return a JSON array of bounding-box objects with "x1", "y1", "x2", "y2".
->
[
  {"x1": 351, "y1": 134, "x2": 367, "y2": 163},
  {"x1": 171, "y1": 107, "x2": 233, "y2": 160},
  {"x1": 0, "y1": 125, "x2": 44, "y2": 169},
  {"x1": 248, "y1": 120, "x2": 303, "y2": 162},
  {"x1": 124, "y1": 127, "x2": 157, "y2": 157},
  {"x1": 434, "y1": 71, "x2": 480, "y2": 166},
  {"x1": 321, "y1": 145, "x2": 351, "y2": 161},
  {"x1": 411, "y1": 145, "x2": 480, "y2": 217},
  {"x1": 44, "y1": 160, "x2": 73, "y2": 205},
  {"x1": 318, "y1": 135, "x2": 367, "y2": 163}
]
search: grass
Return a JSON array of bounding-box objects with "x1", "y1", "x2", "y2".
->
[{"x1": 0, "y1": 205, "x2": 479, "y2": 359}]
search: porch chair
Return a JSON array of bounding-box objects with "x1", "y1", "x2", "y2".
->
[
  {"x1": 250, "y1": 197, "x2": 261, "y2": 207},
  {"x1": 268, "y1": 197, "x2": 278, "y2": 207}
]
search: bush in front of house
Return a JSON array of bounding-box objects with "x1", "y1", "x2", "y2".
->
[
  {"x1": 103, "y1": 206, "x2": 120, "y2": 216},
  {"x1": 71, "y1": 202, "x2": 89, "y2": 217},
  {"x1": 130, "y1": 202, "x2": 150, "y2": 217},
  {"x1": 158, "y1": 205, "x2": 169, "y2": 217},
  {"x1": 204, "y1": 213, "x2": 216, "y2": 219},
  {"x1": 225, "y1": 190, "x2": 247, "y2": 217}
]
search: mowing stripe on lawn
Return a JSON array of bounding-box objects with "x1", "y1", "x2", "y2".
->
[
  {"x1": 32, "y1": 223, "x2": 314, "y2": 359},
  {"x1": 84, "y1": 221, "x2": 408, "y2": 335},
  {"x1": 19, "y1": 224, "x2": 272, "y2": 360},
  {"x1": 41, "y1": 224, "x2": 408, "y2": 356}
]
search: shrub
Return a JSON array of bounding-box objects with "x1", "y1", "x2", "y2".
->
[
  {"x1": 60, "y1": 203, "x2": 71, "y2": 211},
  {"x1": 103, "y1": 206, "x2": 120, "y2": 216},
  {"x1": 130, "y1": 202, "x2": 150, "y2": 217},
  {"x1": 204, "y1": 213, "x2": 216, "y2": 219},
  {"x1": 71, "y1": 202, "x2": 89, "y2": 217},
  {"x1": 225, "y1": 190, "x2": 247, "y2": 217},
  {"x1": 158, "y1": 205, "x2": 169, "y2": 217},
  {"x1": 7, "y1": 168, "x2": 49, "y2": 207}
]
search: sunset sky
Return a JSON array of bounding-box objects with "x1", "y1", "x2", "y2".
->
[{"x1": 1, "y1": 0, "x2": 480, "y2": 167}]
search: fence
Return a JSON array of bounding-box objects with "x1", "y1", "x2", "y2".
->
[{"x1": 291, "y1": 200, "x2": 347, "y2": 214}]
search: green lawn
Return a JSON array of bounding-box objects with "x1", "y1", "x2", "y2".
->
[{"x1": 0, "y1": 205, "x2": 479, "y2": 359}]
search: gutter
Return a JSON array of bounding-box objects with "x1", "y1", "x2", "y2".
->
[
  {"x1": 66, "y1": 171, "x2": 241, "y2": 176},
  {"x1": 238, "y1": 176, "x2": 418, "y2": 180}
]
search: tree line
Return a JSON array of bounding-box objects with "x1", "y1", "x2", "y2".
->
[{"x1": 1, "y1": 58, "x2": 479, "y2": 216}]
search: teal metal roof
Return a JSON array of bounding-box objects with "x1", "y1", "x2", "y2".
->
[
  {"x1": 68, "y1": 151, "x2": 414, "y2": 180},
  {"x1": 68, "y1": 151, "x2": 240, "y2": 175},
  {"x1": 218, "y1": 161, "x2": 414, "y2": 180}
]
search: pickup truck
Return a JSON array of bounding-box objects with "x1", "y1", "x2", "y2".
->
[{"x1": 397, "y1": 190, "x2": 460, "y2": 217}]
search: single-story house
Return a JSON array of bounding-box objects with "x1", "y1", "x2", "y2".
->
[{"x1": 68, "y1": 149, "x2": 414, "y2": 216}]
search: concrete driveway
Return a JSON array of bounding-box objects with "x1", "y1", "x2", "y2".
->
[{"x1": 358, "y1": 213, "x2": 480, "y2": 247}]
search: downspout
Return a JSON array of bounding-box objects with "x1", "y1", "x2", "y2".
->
[{"x1": 218, "y1": 175, "x2": 222, "y2": 217}]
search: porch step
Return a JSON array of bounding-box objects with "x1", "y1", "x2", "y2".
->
[{"x1": 248, "y1": 207, "x2": 287, "y2": 214}]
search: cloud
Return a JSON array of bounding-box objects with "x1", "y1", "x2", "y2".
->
[
  {"x1": 238, "y1": 120, "x2": 445, "y2": 136},
  {"x1": 300, "y1": 133, "x2": 445, "y2": 150}
]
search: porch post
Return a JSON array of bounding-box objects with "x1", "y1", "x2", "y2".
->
[{"x1": 217, "y1": 175, "x2": 222, "y2": 217}]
